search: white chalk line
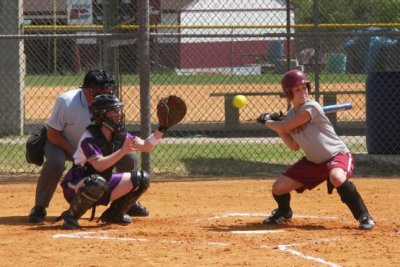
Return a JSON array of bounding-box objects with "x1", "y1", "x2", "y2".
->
[
  {"x1": 53, "y1": 213, "x2": 344, "y2": 266},
  {"x1": 52, "y1": 231, "x2": 229, "y2": 247},
  {"x1": 53, "y1": 230, "x2": 343, "y2": 266},
  {"x1": 261, "y1": 238, "x2": 343, "y2": 267},
  {"x1": 208, "y1": 213, "x2": 343, "y2": 266},
  {"x1": 53, "y1": 231, "x2": 148, "y2": 242}
]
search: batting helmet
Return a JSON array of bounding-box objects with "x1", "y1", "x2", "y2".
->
[
  {"x1": 90, "y1": 94, "x2": 124, "y2": 133},
  {"x1": 82, "y1": 69, "x2": 116, "y2": 93},
  {"x1": 281, "y1": 70, "x2": 311, "y2": 99}
]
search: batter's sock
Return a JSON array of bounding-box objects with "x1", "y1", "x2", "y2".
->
[
  {"x1": 337, "y1": 180, "x2": 369, "y2": 220},
  {"x1": 273, "y1": 193, "x2": 291, "y2": 213}
]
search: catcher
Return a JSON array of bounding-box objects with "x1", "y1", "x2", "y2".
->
[
  {"x1": 257, "y1": 69, "x2": 374, "y2": 230},
  {"x1": 56, "y1": 94, "x2": 186, "y2": 229}
]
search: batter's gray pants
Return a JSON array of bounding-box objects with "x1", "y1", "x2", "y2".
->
[{"x1": 33, "y1": 140, "x2": 137, "y2": 208}]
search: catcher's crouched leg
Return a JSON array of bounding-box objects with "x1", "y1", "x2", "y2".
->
[
  {"x1": 57, "y1": 174, "x2": 108, "y2": 229},
  {"x1": 99, "y1": 170, "x2": 150, "y2": 224}
]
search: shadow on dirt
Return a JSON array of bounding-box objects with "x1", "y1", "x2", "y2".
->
[
  {"x1": 0, "y1": 216, "x2": 104, "y2": 230},
  {"x1": 205, "y1": 222, "x2": 328, "y2": 232}
]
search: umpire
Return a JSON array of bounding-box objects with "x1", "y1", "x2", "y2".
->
[{"x1": 28, "y1": 69, "x2": 149, "y2": 223}]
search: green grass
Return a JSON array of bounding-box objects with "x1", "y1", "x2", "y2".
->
[
  {"x1": 25, "y1": 72, "x2": 367, "y2": 87},
  {"x1": 3, "y1": 138, "x2": 397, "y2": 177},
  {"x1": 0, "y1": 141, "x2": 300, "y2": 176}
]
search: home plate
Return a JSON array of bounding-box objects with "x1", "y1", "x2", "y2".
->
[{"x1": 231, "y1": 230, "x2": 285, "y2": 234}]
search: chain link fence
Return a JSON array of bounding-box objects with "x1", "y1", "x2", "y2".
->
[{"x1": 1, "y1": 0, "x2": 400, "y2": 177}]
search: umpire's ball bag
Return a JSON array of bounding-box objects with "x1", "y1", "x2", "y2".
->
[{"x1": 25, "y1": 126, "x2": 47, "y2": 166}]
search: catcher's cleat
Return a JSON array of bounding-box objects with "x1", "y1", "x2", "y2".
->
[
  {"x1": 59, "y1": 210, "x2": 81, "y2": 230},
  {"x1": 358, "y1": 214, "x2": 375, "y2": 230},
  {"x1": 98, "y1": 208, "x2": 132, "y2": 225},
  {"x1": 28, "y1": 205, "x2": 47, "y2": 223},
  {"x1": 263, "y1": 208, "x2": 293, "y2": 225},
  {"x1": 126, "y1": 202, "x2": 149, "y2": 217}
]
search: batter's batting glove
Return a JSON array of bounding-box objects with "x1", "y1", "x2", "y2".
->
[
  {"x1": 270, "y1": 111, "x2": 285, "y2": 121},
  {"x1": 257, "y1": 113, "x2": 271, "y2": 124},
  {"x1": 257, "y1": 112, "x2": 285, "y2": 124}
]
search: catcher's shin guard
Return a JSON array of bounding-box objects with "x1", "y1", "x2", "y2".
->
[
  {"x1": 69, "y1": 174, "x2": 108, "y2": 220},
  {"x1": 337, "y1": 180, "x2": 369, "y2": 220},
  {"x1": 99, "y1": 170, "x2": 150, "y2": 224}
]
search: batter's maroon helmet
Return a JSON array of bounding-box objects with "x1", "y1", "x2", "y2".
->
[{"x1": 281, "y1": 69, "x2": 311, "y2": 99}]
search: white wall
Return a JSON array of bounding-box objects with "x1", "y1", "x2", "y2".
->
[
  {"x1": 159, "y1": 0, "x2": 294, "y2": 43},
  {"x1": 180, "y1": 10, "x2": 293, "y2": 43}
]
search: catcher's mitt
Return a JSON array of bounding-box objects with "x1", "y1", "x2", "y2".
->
[{"x1": 157, "y1": 95, "x2": 187, "y2": 132}]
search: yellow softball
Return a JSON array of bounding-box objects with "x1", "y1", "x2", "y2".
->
[{"x1": 232, "y1": 95, "x2": 248, "y2": 109}]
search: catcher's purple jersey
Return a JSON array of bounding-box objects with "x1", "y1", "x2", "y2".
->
[
  {"x1": 61, "y1": 130, "x2": 136, "y2": 205},
  {"x1": 73, "y1": 130, "x2": 136, "y2": 167}
]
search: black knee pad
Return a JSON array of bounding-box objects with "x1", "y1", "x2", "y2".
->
[
  {"x1": 83, "y1": 174, "x2": 109, "y2": 200},
  {"x1": 70, "y1": 174, "x2": 108, "y2": 219},
  {"x1": 131, "y1": 170, "x2": 150, "y2": 194}
]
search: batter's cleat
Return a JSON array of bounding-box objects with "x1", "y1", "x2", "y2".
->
[
  {"x1": 126, "y1": 202, "x2": 149, "y2": 217},
  {"x1": 98, "y1": 208, "x2": 132, "y2": 225},
  {"x1": 358, "y1": 214, "x2": 375, "y2": 230},
  {"x1": 28, "y1": 205, "x2": 47, "y2": 223},
  {"x1": 59, "y1": 210, "x2": 80, "y2": 230},
  {"x1": 263, "y1": 208, "x2": 293, "y2": 225}
]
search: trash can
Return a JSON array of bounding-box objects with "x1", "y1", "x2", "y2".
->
[
  {"x1": 327, "y1": 53, "x2": 347, "y2": 74},
  {"x1": 366, "y1": 72, "x2": 400, "y2": 154},
  {"x1": 345, "y1": 28, "x2": 400, "y2": 74},
  {"x1": 345, "y1": 37, "x2": 368, "y2": 74},
  {"x1": 355, "y1": 28, "x2": 400, "y2": 154}
]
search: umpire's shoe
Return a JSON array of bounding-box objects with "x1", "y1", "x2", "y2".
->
[
  {"x1": 263, "y1": 208, "x2": 293, "y2": 225},
  {"x1": 126, "y1": 202, "x2": 149, "y2": 217},
  {"x1": 358, "y1": 214, "x2": 375, "y2": 230},
  {"x1": 28, "y1": 205, "x2": 47, "y2": 223}
]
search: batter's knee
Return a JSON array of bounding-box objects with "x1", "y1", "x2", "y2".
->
[
  {"x1": 272, "y1": 181, "x2": 286, "y2": 195},
  {"x1": 271, "y1": 176, "x2": 294, "y2": 195},
  {"x1": 130, "y1": 170, "x2": 150, "y2": 194},
  {"x1": 329, "y1": 168, "x2": 347, "y2": 188}
]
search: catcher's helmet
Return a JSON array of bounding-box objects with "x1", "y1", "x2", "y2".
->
[
  {"x1": 90, "y1": 94, "x2": 124, "y2": 133},
  {"x1": 82, "y1": 69, "x2": 116, "y2": 93},
  {"x1": 281, "y1": 69, "x2": 311, "y2": 99}
]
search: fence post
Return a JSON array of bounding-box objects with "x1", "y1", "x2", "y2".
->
[
  {"x1": 0, "y1": 0, "x2": 24, "y2": 135},
  {"x1": 102, "y1": 0, "x2": 120, "y2": 96},
  {"x1": 224, "y1": 96, "x2": 240, "y2": 130},
  {"x1": 138, "y1": 0, "x2": 151, "y2": 172}
]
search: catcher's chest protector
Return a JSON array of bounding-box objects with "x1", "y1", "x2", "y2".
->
[{"x1": 83, "y1": 126, "x2": 125, "y2": 180}]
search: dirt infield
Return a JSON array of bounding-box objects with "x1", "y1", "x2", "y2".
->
[
  {"x1": 1, "y1": 177, "x2": 399, "y2": 266},
  {"x1": 25, "y1": 83, "x2": 366, "y2": 123}
]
